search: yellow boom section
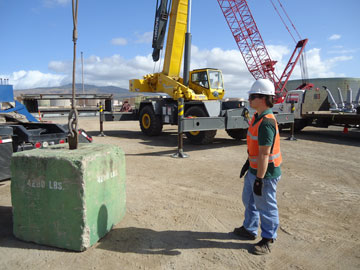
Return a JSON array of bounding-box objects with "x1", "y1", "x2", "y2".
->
[{"x1": 162, "y1": 0, "x2": 187, "y2": 77}]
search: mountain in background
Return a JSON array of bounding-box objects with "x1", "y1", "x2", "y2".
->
[{"x1": 14, "y1": 84, "x2": 145, "y2": 99}]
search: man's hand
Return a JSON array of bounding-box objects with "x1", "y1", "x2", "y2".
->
[
  {"x1": 253, "y1": 177, "x2": 263, "y2": 196},
  {"x1": 240, "y1": 159, "x2": 249, "y2": 178}
]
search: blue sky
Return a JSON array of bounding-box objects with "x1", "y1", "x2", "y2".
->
[{"x1": 0, "y1": 0, "x2": 359, "y2": 98}]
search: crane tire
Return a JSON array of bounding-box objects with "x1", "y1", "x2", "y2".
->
[
  {"x1": 139, "y1": 105, "x2": 163, "y2": 136},
  {"x1": 226, "y1": 128, "x2": 247, "y2": 140},
  {"x1": 185, "y1": 106, "x2": 217, "y2": 145}
]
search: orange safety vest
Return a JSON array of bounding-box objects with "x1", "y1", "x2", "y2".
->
[{"x1": 247, "y1": 113, "x2": 282, "y2": 169}]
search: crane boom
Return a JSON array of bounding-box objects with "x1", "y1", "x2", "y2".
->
[
  {"x1": 217, "y1": 0, "x2": 308, "y2": 103},
  {"x1": 217, "y1": 0, "x2": 278, "y2": 82},
  {"x1": 275, "y1": 38, "x2": 308, "y2": 94},
  {"x1": 162, "y1": 0, "x2": 188, "y2": 77}
]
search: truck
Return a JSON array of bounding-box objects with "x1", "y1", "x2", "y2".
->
[
  {"x1": 0, "y1": 83, "x2": 92, "y2": 181},
  {"x1": 105, "y1": 0, "x2": 294, "y2": 144},
  {"x1": 273, "y1": 87, "x2": 360, "y2": 132}
]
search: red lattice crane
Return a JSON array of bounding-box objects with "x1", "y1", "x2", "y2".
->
[{"x1": 217, "y1": 0, "x2": 309, "y2": 103}]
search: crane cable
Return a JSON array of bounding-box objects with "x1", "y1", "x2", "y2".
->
[
  {"x1": 275, "y1": 0, "x2": 301, "y2": 40},
  {"x1": 270, "y1": 0, "x2": 309, "y2": 83},
  {"x1": 269, "y1": 0, "x2": 301, "y2": 43},
  {"x1": 68, "y1": 0, "x2": 79, "y2": 150}
]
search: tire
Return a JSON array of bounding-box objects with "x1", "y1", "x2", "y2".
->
[
  {"x1": 139, "y1": 105, "x2": 163, "y2": 136},
  {"x1": 226, "y1": 128, "x2": 247, "y2": 140},
  {"x1": 184, "y1": 106, "x2": 217, "y2": 144}
]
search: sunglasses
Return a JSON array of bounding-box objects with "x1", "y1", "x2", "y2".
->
[{"x1": 249, "y1": 94, "x2": 264, "y2": 100}]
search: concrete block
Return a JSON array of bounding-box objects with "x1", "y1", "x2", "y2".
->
[{"x1": 11, "y1": 143, "x2": 126, "y2": 251}]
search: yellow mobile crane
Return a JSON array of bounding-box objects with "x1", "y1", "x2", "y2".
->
[
  {"x1": 108, "y1": 0, "x2": 293, "y2": 144},
  {"x1": 128, "y1": 0, "x2": 252, "y2": 144}
]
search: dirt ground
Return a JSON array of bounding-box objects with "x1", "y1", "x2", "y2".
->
[{"x1": 1, "y1": 117, "x2": 359, "y2": 270}]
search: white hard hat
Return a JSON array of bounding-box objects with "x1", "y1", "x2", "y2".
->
[{"x1": 248, "y1": 79, "x2": 275, "y2": 96}]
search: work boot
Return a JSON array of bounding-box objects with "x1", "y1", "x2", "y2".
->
[
  {"x1": 252, "y1": 238, "x2": 274, "y2": 255},
  {"x1": 233, "y1": 226, "x2": 257, "y2": 240}
]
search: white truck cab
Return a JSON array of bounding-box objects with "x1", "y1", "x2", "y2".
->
[{"x1": 273, "y1": 90, "x2": 305, "y2": 119}]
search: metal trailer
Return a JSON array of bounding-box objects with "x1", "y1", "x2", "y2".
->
[
  {"x1": 0, "y1": 84, "x2": 93, "y2": 181},
  {"x1": 0, "y1": 114, "x2": 93, "y2": 181},
  {"x1": 0, "y1": 118, "x2": 69, "y2": 181},
  {"x1": 274, "y1": 87, "x2": 360, "y2": 131},
  {"x1": 0, "y1": 125, "x2": 13, "y2": 181},
  {"x1": 21, "y1": 93, "x2": 114, "y2": 117}
]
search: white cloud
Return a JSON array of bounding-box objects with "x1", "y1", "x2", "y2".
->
[
  {"x1": 47, "y1": 54, "x2": 155, "y2": 89},
  {"x1": 329, "y1": 34, "x2": 341, "y2": 41},
  {"x1": 290, "y1": 48, "x2": 352, "y2": 78},
  {"x1": 327, "y1": 55, "x2": 353, "y2": 63},
  {"x1": 111, "y1": 38, "x2": 128, "y2": 46},
  {"x1": 2, "y1": 70, "x2": 66, "y2": 90},
  {"x1": 328, "y1": 48, "x2": 358, "y2": 54},
  {"x1": 43, "y1": 0, "x2": 70, "y2": 7},
  {"x1": 5, "y1": 44, "x2": 352, "y2": 97},
  {"x1": 135, "y1": 32, "x2": 153, "y2": 44},
  {"x1": 48, "y1": 60, "x2": 72, "y2": 73}
]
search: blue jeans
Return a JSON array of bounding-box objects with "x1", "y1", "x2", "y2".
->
[{"x1": 242, "y1": 171, "x2": 281, "y2": 239}]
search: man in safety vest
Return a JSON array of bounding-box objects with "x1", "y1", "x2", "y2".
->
[{"x1": 234, "y1": 79, "x2": 282, "y2": 255}]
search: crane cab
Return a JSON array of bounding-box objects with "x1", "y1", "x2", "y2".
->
[{"x1": 189, "y1": 68, "x2": 225, "y2": 100}]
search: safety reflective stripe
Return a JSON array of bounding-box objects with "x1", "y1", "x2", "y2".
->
[
  {"x1": 248, "y1": 152, "x2": 281, "y2": 164},
  {"x1": 81, "y1": 131, "x2": 93, "y2": 142},
  {"x1": 0, "y1": 138, "x2": 12, "y2": 144},
  {"x1": 178, "y1": 104, "x2": 184, "y2": 116},
  {"x1": 269, "y1": 152, "x2": 281, "y2": 161},
  {"x1": 247, "y1": 130, "x2": 258, "y2": 140},
  {"x1": 247, "y1": 130, "x2": 278, "y2": 141},
  {"x1": 248, "y1": 157, "x2": 257, "y2": 163}
]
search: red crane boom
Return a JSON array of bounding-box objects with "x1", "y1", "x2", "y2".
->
[{"x1": 217, "y1": 0, "x2": 308, "y2": 103}]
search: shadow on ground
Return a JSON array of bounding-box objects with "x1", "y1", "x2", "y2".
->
[
  {"x1": 0, "y1": 207, "x2": 252, "y2": 254},
  {"x1": 0, "y1": 206, "x2": 68, "y2": 252},
  {"x1": 87, "y1": 129, "x2": 247, "y2": 156},
  {"x1": 0, "y1": 206, "x2": 12, "y2": 240},
  {"x1": 97, "y1": 227, "x2": 253, "y2": 255}
]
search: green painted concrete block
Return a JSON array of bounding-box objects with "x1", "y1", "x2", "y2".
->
[{"x1": 11, "y1": 143, "x2": 126, "y2": 251}]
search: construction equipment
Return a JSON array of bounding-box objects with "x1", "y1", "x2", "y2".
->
[
  {"x1": 0, "y1": 82, "x2": 92, "y2": 181},
  {"x1": 274, "y1": 87, "x2": 360, "y2": 131},
  {"x1": 116, "y1": 0, "x2": 292, "y2": 145},
  {"x1": 217, "y1": 0, "x2": 311, "y2": 103},
  {"x1": 130, "y1": 0, "x2": 226, "y2": 102}
]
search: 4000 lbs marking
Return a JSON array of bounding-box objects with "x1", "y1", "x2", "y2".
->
[{"x1": 27, "y1": 180, "x2": 63, "y2": 190}]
